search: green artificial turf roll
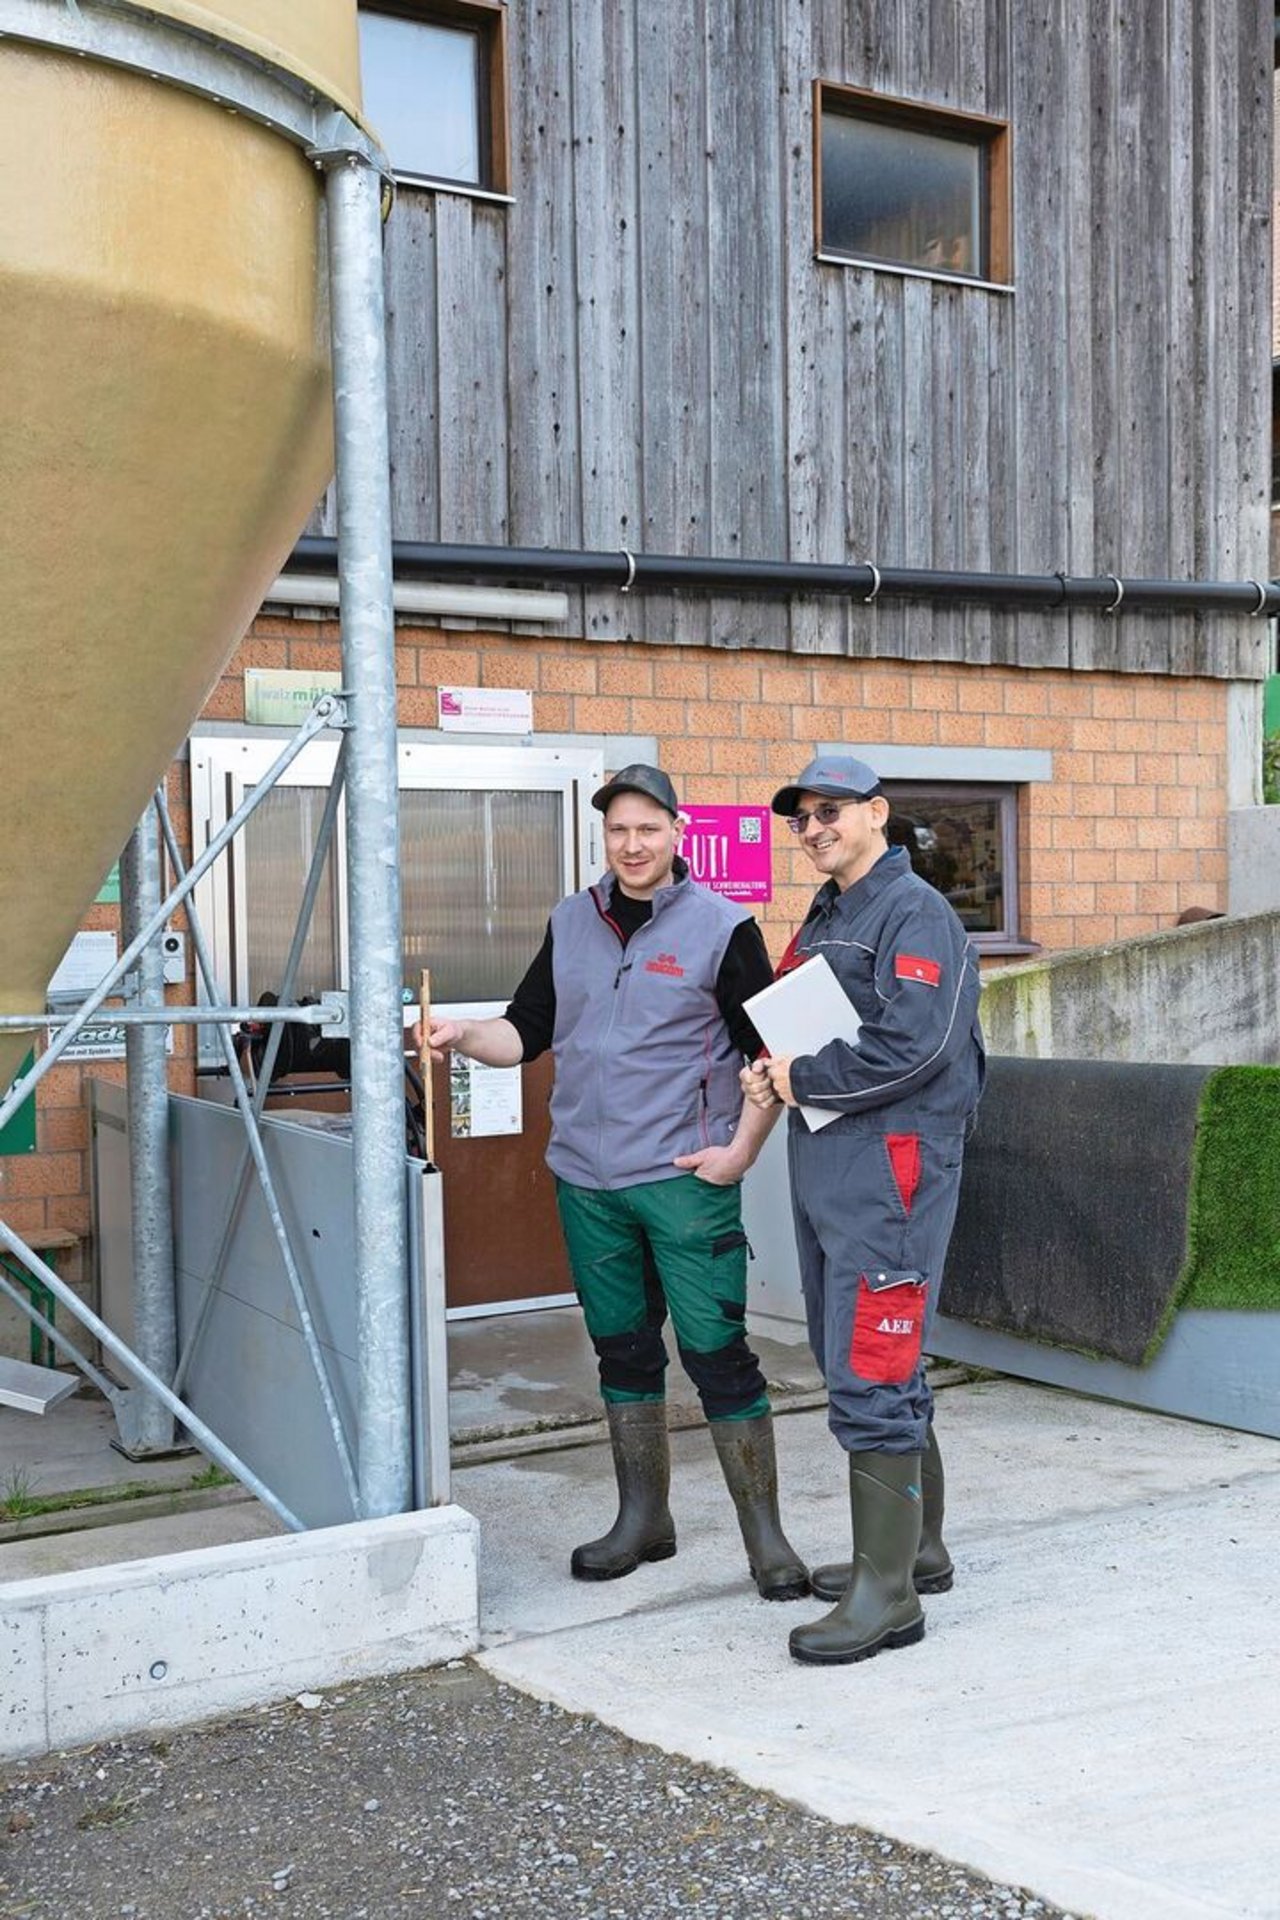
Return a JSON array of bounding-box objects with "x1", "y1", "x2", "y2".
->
[{"x1": 1179, "y1": 1066, "x2": 1280, "y2": 1315}]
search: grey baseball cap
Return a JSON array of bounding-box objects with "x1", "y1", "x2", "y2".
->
[
  {"x1": 770, "y1": 754, "x2": 883, "y2": 816},
  {"x1": 591, "y1": 762, "x2": 680, "y2": 816}
]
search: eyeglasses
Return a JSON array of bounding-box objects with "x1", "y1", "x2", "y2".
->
[{"x1": 786, "y1": 798, "x2": 871, "y2": 834}]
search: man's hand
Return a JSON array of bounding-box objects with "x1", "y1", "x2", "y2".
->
[
  {"x1": 765, "y1": 1056, "x2": 797, "y2": 1107},
  {"x1": 672, "y1": 1144, "x2": 748, "y2": 1186},
  {"x1": 414, "y1": 1016, "x2": 464, "y2": 1064},
  {"x1": 739, "y1": 1059, "x2": 777, "y2": 1110}
]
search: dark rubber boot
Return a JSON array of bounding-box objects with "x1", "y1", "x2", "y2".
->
[
  {"x1": 570, "y1": 1401, "x2": 677, "y2": 1581},
  {"x1": 709, "y1": 1413, "x2": 810, "y2": 1601},
  {"x1": 789, "y1": 1452, "x2": 925, "y2": 1666},
  {"x1": 809, "y1": 1422, "x2": 954, "y2": 1602}
]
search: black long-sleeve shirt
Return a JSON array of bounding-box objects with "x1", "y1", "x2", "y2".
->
[{"x1": 504, "y1": 888, "x2": 774, "y2": 1062}]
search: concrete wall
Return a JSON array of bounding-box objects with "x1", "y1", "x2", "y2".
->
[
  {"x1": 1228, "y1": 808, "x2": 1280, "y2": 916},
  {"x1": 980, "y1": 909, "x2": 1280, "y2": 1065}
]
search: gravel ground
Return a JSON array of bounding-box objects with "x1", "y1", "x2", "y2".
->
[{"x1": 0, "y1": 1662, "x2": 1076, "y2": 1920}]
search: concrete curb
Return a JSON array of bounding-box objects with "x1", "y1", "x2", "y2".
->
[{"x1": 1, "y1": 1504, "x2": 479, "y2": 1761}]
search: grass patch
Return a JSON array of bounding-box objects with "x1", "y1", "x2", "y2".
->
[
  {"x1": 0, "y1": 1460, "x2": 237, "y2": 1523},
  {"x1": 1146, "y1": 1065, "x2": 1280, "y2": 1358}
]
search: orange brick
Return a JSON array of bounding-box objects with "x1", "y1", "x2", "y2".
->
[
  {"x1": 1046, "y1": 680, "x2": 1093, "y2": 716},
  {"x1": 1095, "y1": 883, "x2": 1138, "y2": 912},
  {"x1": 1027, "y1": 850, "x2": 1073, "y2": 881},
  {"x1": 1115, "y1": 913, "x2": 1157, "y2": 938},
  {"x1": 760, "y1": 665, "x2": 813, "y2": 705},
  {"x1": 1004, "y1": 679, "x2": 1051, "y2": 715},
  {"x1": 416, "y1": 647, "x2": 481, "y2": 685},
  {"x1": 1024, "y1": 915, "x2": 1074, "y2": 948},
  {"x1": 598, "y1": 659, "x2": 655, "y2": 696},
  {"x1": 396, "y1": 689, "x2": 440, "y2": 727},
  {"x1": 1, "y1": 1152, "x2": 83, "y2": 1198},
  {"x1": 650, "y1": 659, "x2": 706, "y2": 700},
  {"x1": 711, "y1": 738, "x2": 768, "y2": 774},
  {"x1": 686, "y1": 701, "x2": 739, "y2": 738},
  {"x1": 1135, "y1": 817, "x2": 1179, "y2": 849},
  {"x1": 937, "y1": 712, "x2": 986, "y2": 746},
  {"x1": 480, "y1": 650, "x2": 537, "y2": 686},
  {"x1": 1092, "y1": 683, "x2": 1136, "y2": 719},
  {"x1": 38, "y1": 1109, "x2": 89, "y2": 1153},
  {"x1": 1072, "y1": 850, "x2": 1116, "y2": 882},
  {"x1": 911, "y1": 675, "x2": 959, "y2": 711},
  {"x1": 664, "y1": 736, "x2": 714, "y2": 774},
  {"x1": 395, "y1": 650, "x2": 418, "y2": 686},
  {"x1": 741, "y1": 702, "x2": 797, "y2": 740},
  {"x1": 1096, "y1": 817, "x2": 1136, "y2": 849},
  {"x1": 1156, "y1": 850, "x2": 1199, "y2": 881},
  {"x1": 534, "y1": 694, "x2": 572, "y2": 730},
  {"x1": 626, "y1": 697, "x2": 685, "y2": 734},
  {"x1": 1133, "y1": 681, "x2": 1178, "y2": 719},
  {"x1": 0, "y1": 1198, "x2": 47, "y2": 1235},
  {"x1": 573, "y1": 696, "x2": 632, "y2": 733},
  {"x1": 541, "y1": 655, "x2": 600, "y2": 694},
  {"x1": 1071, "y1": 915, "x2": 1118, "y2": 946},
  {"x1": 1116, "y1": 850, "x2": 1156, "y2": 881},
  {"x1": 863, "y1": 670, "x2": 911, "y2": 707},
  {"x1": 957, "y1": 678, "x2": 1001, "y2": 713},
  {"x1": 200, "y1": 681, "x2": 242, "y2": 721},
  {"x1": 1174, "y1": 681, "x2": 1222, "y2": 720},
  {"x1": 47, "y1": 1195, "x2": 92, "y2": 1237},
  {"x1": 889, "y1": 710, "x2": 941, "y2": 744},
  {"x1": 707, "y1": 661, "x2": 763, "y2": 700}
]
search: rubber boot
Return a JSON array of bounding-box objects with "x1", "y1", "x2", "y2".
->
[
  {"x1": 709, "y1": 1414, "x2": 810, "y2": 1601},
  {"x1": 789, "y1": 1452, "x2": 925, "y2": 1665},
  {"x1": 808, "y1": 1422, "x2": 954, "y2": 1602},
  {"x1": 570, "y1": 1401, "x2": 677, "y2": 1581}
]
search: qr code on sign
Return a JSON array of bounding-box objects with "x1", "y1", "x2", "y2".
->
[{"x1": 738, "y1": 815, "x2": 762, "y2": 844}]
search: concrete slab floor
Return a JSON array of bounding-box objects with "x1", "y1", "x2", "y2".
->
[{"x1": 467, "y1": 1377, "x2": 1280, "y2": 1920}]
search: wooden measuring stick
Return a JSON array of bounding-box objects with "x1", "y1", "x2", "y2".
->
[{"x1": 419, "y1": 968, "x2": 435, "y2": 1165}]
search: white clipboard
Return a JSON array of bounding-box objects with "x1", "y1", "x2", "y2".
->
[{"x1": 744, "y1": 954, "x2": 861, "y2": 1132}]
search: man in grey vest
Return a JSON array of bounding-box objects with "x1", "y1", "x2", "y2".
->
[
  {"x1": 744, "y1": 755, "x2": 984, "y2": 1664},
  {"x1": 425, "y1": 764, "x2": 808, "y2": 1602}
]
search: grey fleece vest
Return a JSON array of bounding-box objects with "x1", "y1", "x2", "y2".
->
[{"x1": 546, "y1": 872, "x2": 751, "y2": 1190}]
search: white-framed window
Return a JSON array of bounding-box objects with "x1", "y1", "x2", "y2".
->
[
  {"x1": 358, "y1": 1, "x2": 509, "y2": 193},
  {"x1": 188, "y1": 736, "x2": 602, "y2": 1065},
  {"x1": 815, "y1": 82, "x2": 1011, "y2": 286}
]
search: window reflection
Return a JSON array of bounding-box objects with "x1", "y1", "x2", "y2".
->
[
  {"x1": 821, "y1": 106, "x2": 984, "y2": 277},
  {"x1": 887, "y1": 793, "x2": 1006, "y2": 935},
  {"x1": 359, "y1": 12, "x2": 482, "y2": 185}
]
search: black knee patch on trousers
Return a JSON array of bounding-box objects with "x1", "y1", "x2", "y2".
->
[
  {"x1": 594, "y1": 1326, "x2": 669, "y2": 1397},
  {"x1": 677, "y1": 1334, "x2": 768, "y2": 1421}
]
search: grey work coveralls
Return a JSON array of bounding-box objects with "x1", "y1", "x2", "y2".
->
[{"x1": 784, "y1": 845, "x2": 985, "y2": 1454}]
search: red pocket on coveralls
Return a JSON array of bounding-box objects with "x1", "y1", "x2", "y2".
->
[{"x1": 849, "y1": 1269, "x2": 928, "y2": 1383}]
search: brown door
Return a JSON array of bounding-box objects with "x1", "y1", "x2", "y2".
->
[{"x1": 424, "y1": 1051, "x2": 572, "y2": 1310}]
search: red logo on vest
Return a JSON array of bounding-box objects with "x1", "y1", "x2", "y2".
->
[
  {"x1": 895, "y1": 952, "x2": 941, "y2": 987},
  {"x1": 645, "y1": 952, "x2": 684, "y2": 977}
]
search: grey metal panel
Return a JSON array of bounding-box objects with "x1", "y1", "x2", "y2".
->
[
  {"x1": 930, "y1": 1310, "x2": 1280, "y2": 1442},
  {"x1": 89, "y1": 1079, "x2": 136, "y2": 1357},
  {"x1": 166, "y1": 1097, "x2": 430, "y2": 1531}
]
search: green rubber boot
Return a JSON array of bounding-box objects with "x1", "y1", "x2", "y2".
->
[
  {"x1": 789, "y1": 1451, "x2": 925, "y2": 1666},
  {"x1": 709, "y1": 1413, "x2": 810, "y2": 1601},
  {"x1": 808, "y1": 1422, "x2": 954, "y2": 1602},
  {"x1": 570, "y1": 1401, "x2": 677, "y2": 1581}
]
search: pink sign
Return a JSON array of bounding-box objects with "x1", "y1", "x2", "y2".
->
[{"x1": 682, "y1": 805, "x2": 773, "y2": 902}]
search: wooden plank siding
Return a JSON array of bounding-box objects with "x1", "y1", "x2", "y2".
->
[{"x1": 331, "y1": 0, "x2": 1272, "y2": 682}]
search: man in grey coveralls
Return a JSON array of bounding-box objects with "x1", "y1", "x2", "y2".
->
[{"x1": 743, "y1": 754, "x2": 984, "y2": 1666}]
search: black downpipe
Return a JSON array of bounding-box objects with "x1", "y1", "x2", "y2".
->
[{"x1": 288, "y1": 535, "x2": 1280, "y2": 619}]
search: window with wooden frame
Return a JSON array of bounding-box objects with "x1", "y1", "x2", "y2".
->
[
  {"x1": 358, "y1": 1, "x2": 509, "y2": 194},
  {"x1": 883, "y1": 783, "x2": 1027, "y2": 953},
  {"x1": 815, "y1": 83, "x2": 1010, "y2": 286}
]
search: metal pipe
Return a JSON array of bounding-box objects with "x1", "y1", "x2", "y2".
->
[
  {"x1": 286, "y1": 534, "x2": 1280, "y2": 617},
  {"x1": 0, "y1": 696, "x2": 343, "y2": 1136},
  {"x1": 323, "y1": 151, "x2": 413, "y2": 1521},
  {"x1": 119, "y1": 803, "x2": 177, "y2": 1453},
  {"x1": 155, "y1": 792, "x2": 362, "y2": 1513},
  {"x1": 0, "y1": 1004, "x2": 344, "y2": 1031},
  {"x1": 0, "y1": 1218, "x2": 304, "y2": 1532}
]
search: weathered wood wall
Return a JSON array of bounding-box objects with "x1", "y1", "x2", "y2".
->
[{"x1": 318, "y1": 0, "x2": 1273, "y2": 678}]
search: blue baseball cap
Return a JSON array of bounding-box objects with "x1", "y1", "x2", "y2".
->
[{"x1": 771, "y1": 755, "x2": 883, "y2": 816}]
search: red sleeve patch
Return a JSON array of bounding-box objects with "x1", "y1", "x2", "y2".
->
[{"x1": 895, "y1": 953, "x2": 941, "y2": 987}]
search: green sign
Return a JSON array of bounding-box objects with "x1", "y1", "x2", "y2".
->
[
  {"x1": 0, "y1": 1053, "x2": 36, "y2": 1156},
  {"x1": 95, "y1": 861, "x2": 120, "y2": 905},
  {"x1": 245, "y1": 667, "x2": 342, "y2": 727},
  {"x1": 1264, "y1": 673, "x2": 1280, "y2": 739}
]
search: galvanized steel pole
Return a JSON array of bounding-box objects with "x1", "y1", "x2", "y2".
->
[
  {"x1": 118, "y1": 803, "x2": 178, "y2": 1454},
  {"x1": 323, "y1": 151, "x2": 413, "y2": 1519}
]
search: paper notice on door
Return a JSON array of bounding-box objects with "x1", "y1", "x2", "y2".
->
[
  {"x1": 449, "y1": 1053, "x2": 522, "y2": 1139},
  {"x1": 743, "y1": 954, "x2": 862, "y2": 1133}
]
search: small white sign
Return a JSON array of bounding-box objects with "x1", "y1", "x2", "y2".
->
[
  {"x1": 438, "y1": 685, "x2": 533, "y2": 733},
  {"x1": 47, "y1": 931, "x2": 118, "y2": 1000},
  {"x1": 449, "y1": 1054, "x2": 523, "y2": 1139}
]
